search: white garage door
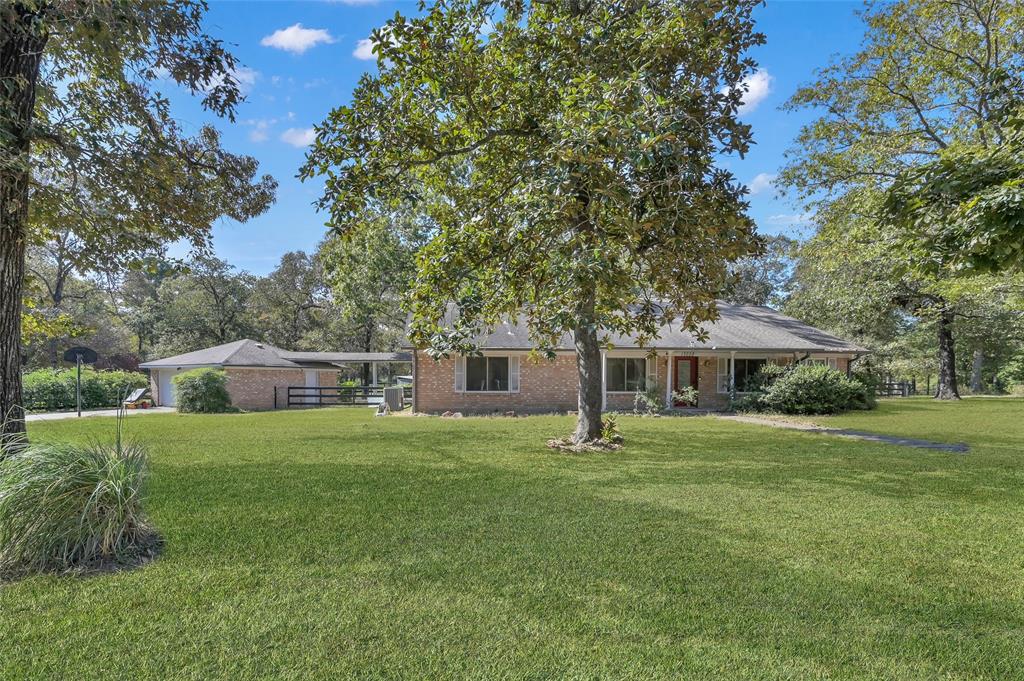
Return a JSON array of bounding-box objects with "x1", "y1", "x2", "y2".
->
[{"x1": 157, "y1": 369, "x2": 184, "y2": 406}]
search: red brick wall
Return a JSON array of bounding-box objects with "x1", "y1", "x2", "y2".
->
[
  {"x1": 414, "y1": 351, "x2": 579, "y2": 414},
  {"x1": 224, "y1": 368, "x2": 305, "y2": 410},
  {"x1": 412, "y1": 350, "x2": 850, "y2": 414},
  {"x1": 696, "y1": 357, "x2": 729, "y2": 409}
]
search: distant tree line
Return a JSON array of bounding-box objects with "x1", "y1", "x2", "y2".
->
[{"x1": 20, "y1": 222, "x2": 421, "y2": 371}]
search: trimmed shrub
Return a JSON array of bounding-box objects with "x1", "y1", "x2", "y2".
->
[
  {"x1": 849, "y1": 371, "x2": 878, "y2": 410},
  {"x1": 761, "y1": 364, "x2": 870, "y2": 415},
  {"x1": 22, "y1": 368, "x2": 147, "y2": 412},
  {"x1": 173, "y1": 368, "x2": 232, "y2": 413},
  {"x1": 745, "y1": 363, "x2": 787, "y2": 393},
  {"x1": 633, "y1": 383, "x2": 665, "y2": 414},
  {"x1": 729, "y1": 392, "x2": 766, "y2": 413},
  {"x1": 0, "y1": 437, "x2": 155, "y2": 576}
]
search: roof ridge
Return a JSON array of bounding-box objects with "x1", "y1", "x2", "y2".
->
[{"x1": 221, "y1": 338, "x2": 258, "y2": 364}]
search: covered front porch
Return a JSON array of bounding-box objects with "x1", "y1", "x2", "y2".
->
[{"x1": 599, "y1": 350, "x2": 852, "y2": 411}]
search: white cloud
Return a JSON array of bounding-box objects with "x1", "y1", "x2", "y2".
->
[
  {"x1": 281, "y1": 127, "x2": 316, "y2": 147},
  {"x1": 747, "y1": 172, "x2": 776, "y2": 196},
  {"x1": 304, "y1": 77, "x2": 329, "y2": 89},
  {"x1": 353, "y1": 38, "x2": 376, "y2": 60},
  {"x1": 738, "y1": 69, "x2": 773, "y2": 114},
  {"x1": 722, "y1": 68, "x2": 773, "y2": 116},
  {"x1": 244, "y1": 117, "x2": 277, "y2": 143},
  {"x1": 766, "y1": 212, "x2": 811, "y2": 226},
  {"x1": 353, "y1": 27, "x2": 398, "y2": 61},
  {"x1": 249, "y1": 122, "x2": 270, "y2": 143},
  {"x1": 261, "y1": 24, "x2": 336, "y2": 55},
  {"x1": 201, "y1": 66, "x2": 259, "y2": 94}
]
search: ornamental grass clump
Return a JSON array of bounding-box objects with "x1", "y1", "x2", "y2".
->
[{"x1": 0, "y1": 420, "x2": 157, "y2": 577}]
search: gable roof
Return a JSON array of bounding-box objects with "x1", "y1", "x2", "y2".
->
[
  {"x1": 139, "y1": 340, "x2": 411, "y2": 369},
  {"x1": 406, "y1": 302, "x2": 867, "y2": 354},
  {"x1": 139, "y1": 339, "x2": 295, "y2": 369}
]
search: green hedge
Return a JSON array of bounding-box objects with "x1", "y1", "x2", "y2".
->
[
  {"x1": 22, "y1": 369, "x2": 148, "y2": 412},
  {"x1": 172, "y1": 368, "x2": 233, "y2": 413},
  {"x1": 760, "y1": 364, "x2": 873, "y2": 415},
  {"x1": 733, "y1": 364, "x2": 875, "y2": 415}
]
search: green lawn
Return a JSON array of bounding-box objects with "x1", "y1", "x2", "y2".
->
[
  {"x1": 807, "y1": 396, "x2": 1024, "y2": 451},
  {"x1": 3, "y1": 402, "x2": 1023, "y2": 679}
]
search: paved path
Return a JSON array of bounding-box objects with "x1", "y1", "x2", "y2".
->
[
  {"x1": 27, "y1": 407, "x2": 176, "y2": 422},
  {"x1": 716, "y1": 414, "x2": 969, "y2": 453}
]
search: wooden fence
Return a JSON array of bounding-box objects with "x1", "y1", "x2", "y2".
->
[
  {"x1": 876, "y1": 381, "x2": 916, "y2": 398},
  {"x1": 276, "y1": 385, "x2": 412, "y2": 409}
]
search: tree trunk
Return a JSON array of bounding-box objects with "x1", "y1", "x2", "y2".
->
[
  {"x1": 361, "y1": 322, "x2": 373, "y2": 385},
  {"x1": 934, "y1": 308, "x2": 961, "y2": 400},
  {"x1": 969, "y1": 348, "x2": 984, "y2": 394},
  {"x1": 1, "y1": 8, "x2": 48, "y2": 448},
  {"x1": 572, "y1": 287, "x2": 603, "y2": 444}
]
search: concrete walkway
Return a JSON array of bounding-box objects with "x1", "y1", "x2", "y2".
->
[
  {"x1": 716, "y1": 414, "x2": 969, "y2": 453},
  {"x1": 27, "y1": 407, "x2": 176, "y2": 422}
]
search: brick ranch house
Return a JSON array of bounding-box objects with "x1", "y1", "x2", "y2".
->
[
  {"x1": 140, "y1": 339, "x2": 410, "y2": 410},
  {"x1": 407, "y1": 302, "x2": 867, "y2": 413}
]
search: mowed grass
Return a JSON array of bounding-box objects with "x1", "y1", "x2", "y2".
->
[
  {"x1": 2, "y1": 402, "x2": 1023, "y2": 679},
  {"x1": 808, "y1": 396, "x2": 1024, "y2": 453}
]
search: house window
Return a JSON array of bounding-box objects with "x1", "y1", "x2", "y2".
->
[
  {"x1": 717, "y1": 357, "x2": 767, "y2": 393},
  {"x1": 465, "y1": 356, "x2": 510, "y2": 391},
  {"x1": 606, "y1": 357, "x2": 646, "y2": 392},
  {"x1": 802, "y1": 357, "x2": 839, "y2": 370}
]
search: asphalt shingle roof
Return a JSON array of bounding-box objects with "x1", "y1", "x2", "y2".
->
[
  {"x1": 407, "y1": 302, "x2": 867, "y2": 354},
  {"x1": 139, "y1": 340, "x2": 411, "y2": 369}
]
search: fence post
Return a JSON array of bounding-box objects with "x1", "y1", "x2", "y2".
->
[{"x1": 273, "y1": 386, "x2": 277, "y2": 410}]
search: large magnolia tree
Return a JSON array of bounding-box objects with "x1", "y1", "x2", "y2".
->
[
  {"x1": 303, "y1": 0, "x2": 762, "y2": 443},
  {"x1": 0, "y1": 1, "x2": 276, "y2": 445}
]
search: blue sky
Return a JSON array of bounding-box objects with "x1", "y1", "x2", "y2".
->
[{"x1": 167, "y1": 0, "x2": 867, "y2": 274}]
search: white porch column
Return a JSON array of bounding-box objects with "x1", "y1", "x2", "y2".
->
[
  {"x1": 729, "y1": 351, "x2": 736, "y2": 395},
  {"x1": 600, "y1": 350, "x2": 607, "y2": 411},
  {"x1": 666, "y1": 351, "x2": 674, "y2": 406},
  {"x1": 371, "y1": 362, "x2": 378, "y2": 386}
]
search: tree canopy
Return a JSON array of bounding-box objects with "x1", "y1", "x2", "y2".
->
[
  {"x1": 779, "y1": 0, "x2": 1024, "y2": 400},
  {"x1": 1, "y1": 1, "x2": 276, "y2": 443},
  {"x1": 884, "y1": 104, "x2": 1024, "y2": 275},
  {"x1": 304, "y1": 0, "x2": 763, "y2": 442}
]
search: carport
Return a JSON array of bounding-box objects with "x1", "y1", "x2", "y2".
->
[{"x1": 139, "y1": 339, "x2": 411, "y2": 410}]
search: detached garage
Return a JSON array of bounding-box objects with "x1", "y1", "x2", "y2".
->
[{"x1": 139, "y1": 339, "x2": 410, "y2": 410}]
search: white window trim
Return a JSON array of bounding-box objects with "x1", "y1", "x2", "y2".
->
[
  {"x1": 604, "y1": 355, "x2": 649, "y2": 394},
  {"x1": 718, "y1": 356, "x2": 770, "y2": 394},
  {"x1": 454, "y1": 355, "x2": 520, "y2": 394},
  {"x1": 801, "y1": 356, "x2": 840, "y2": 370}
]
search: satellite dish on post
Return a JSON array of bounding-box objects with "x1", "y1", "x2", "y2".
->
[
  {"x1": 63, "y1": 346, "x2": 97, "y2": 417},
  {"x1": 63, "y1": 346, "x2": 98, "y2": 365}
]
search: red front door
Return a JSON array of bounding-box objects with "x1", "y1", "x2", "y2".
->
[{"x1": 673, "y1": 356, "x2": 699, "y2": 407}]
